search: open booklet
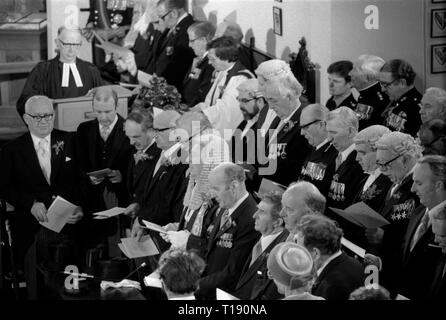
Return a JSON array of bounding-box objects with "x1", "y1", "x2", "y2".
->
[
  {"x1": 329, "y1": 201, "x2": 390, "y2": 229},
  {"x1": 40, "y1": 196, "x2": 78, "y2": 233},
  {"x1": 118, "y1": 235, "x2": 159, "y2": 259}
]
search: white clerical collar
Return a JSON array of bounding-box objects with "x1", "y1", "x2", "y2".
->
[
  {"x1": 260, "y1": 231, "x2": 282, "y2": 252},
  {"x1": 340, "y1": 144, "x2": 355, "y2": 163},
  {"x1": 61, "y1": 61, "x2": 83, "y2": 88},
  {"x1": 31, "y1": 133, "x2": 50, "y2": 149},
  {"x1": 317, "y1": 250, "x2": 342, "y2": 277},
  {"x1": 99, "y1": 115, "x2": 118, "y2": 132},
  {"x1": 227, "y1": 192, "x2": 249, "y2": 216},
  {"x1": 316, "y1": 138, "x2": 331, "y2": 151}
]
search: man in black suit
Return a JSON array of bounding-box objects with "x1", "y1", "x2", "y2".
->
[
  {"x1": 299, "y1": 103, "x2": 338, "y2": 198},
  {"x1": 325, "y1": 107, "x2": 366, "y2": 211},
  {"x1": 260, "y1": 72, "x2": 311, "y2": 187},
  {"x1": 152, "y1": 0, "x2": 195, "y2": 92},
  {"x1": 391, "y1": 156, "x2": 446, "y2": 300},
  {"x1": 123, "y1": 109, "x2": 161, "y2": 219},
  {"x1": 75, "y1": 86, "x2": 133, "y2": 255},
  {"x1": 131, "y1": 110, "x2": 188, "y2": 252},
  {"x1": 181, "y1": 21, "x2": 215, "y2": 108},
  {"x1": 196, "y1": 163, "x2": 259, "y2": 300},
  {"x1": 234, "y1": 192, "x2": 288, "y2": 300},
  {"x1": 0, "y1": 95, "x2": 85, "y2": 299},
  {"x1": 300, "y1": 215, "x2": 364, "y2": 300}
]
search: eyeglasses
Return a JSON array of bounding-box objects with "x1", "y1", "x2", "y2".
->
[
  {"x1": 154, "y1": 127, "x2": 174, "y2": 133},
  {"x1": 25, "y1": 113, "x2": 54, "y2": 122},
  {"x1": 58, "y1": 39, "x2": 82, "y2": 49},
  {"x1": 300, "y1": 119, "x2": 322, "y2": 130},
  {"x1": 379, "y1": 79, "x2": 399, "y2": 89},
  {"x1": 376, "y1": 154, "x2": 403, "y2": 171},
  {"x1": 158, "y1": 10, "x2": 172, "y2": 21},
  {"x1": 236, "y1": 97, "x2": 257, "y2": 104}
]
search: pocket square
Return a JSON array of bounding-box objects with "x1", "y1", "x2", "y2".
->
[{"x1": 65, "y1": 157, "x2": 71, "y2": 162}]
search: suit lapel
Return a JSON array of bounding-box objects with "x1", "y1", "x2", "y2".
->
[
  {"x1": 50, "y1": 131, "x2": 64, "y2": 185},
  {"x1": 107, "y1": 116, "x2": 126, "y2": 166},
  {"x1": 89, "y1": 120, "x2": 99, "y2": 169},
  {"x1": 236, "y1": 229, "x2": 289, "y2": 289},
  {"x1": 313, "y1": 253, "x2": 345, "y2": 292},
  {"x1": 276, "y1": 107, "x2": 302, "y2": 143},
  {"x1": 403, "y1": 206, "x2": 427, "y2": 260}
]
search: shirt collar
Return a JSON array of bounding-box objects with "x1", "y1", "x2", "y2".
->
[
  {"x1": 283, "y1": 102, "x2": 301, "y2": 123},
  {"x1": 260, "y1": 230, "x2": 282, "y2": 251},
  {"x1": 30, "y1": 133, "x2": 50, "y2": 149},
  {"x1": 359, "y1": 81, "x2": 379, "y2": 93},
  {"x1": 227, "y1": 192, "x2": 249, "y2": 216},
  {"x1": 99, "y1": 115, "x2": 118, "y2": 132},
  {"x1": 316, "y1": 250, "x2": 342, "y2": 277},
  {"x1": 340, "y1": 144, "x2": 355, "y2": 163},
  {"x1": 174, "y1": 12, "x2": 188, "y2": 29},
  {"x1": 141, "y1": 140, "x2": 155, "y2": 153},
  {"x1": 315, "y1": 138, "x2": 331, "y2": 151}
]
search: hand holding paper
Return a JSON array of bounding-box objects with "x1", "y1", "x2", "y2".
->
[
  {"x1": 119, "y1": 235, "x2": 159, "y2": 259},
  {"x1": 40, "y1": 196, "x2": 78, "y2": 233}
]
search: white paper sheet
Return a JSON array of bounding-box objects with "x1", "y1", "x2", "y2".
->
[
  {"x1": 216, "y1": 288, "x2": 240, "y2": 300},
  {"x1": 119, "y1": 235, "x2": 159, "y2": 259},
  {"x1": 40, "y1": 196, "x2": 77, "y2": 233},
  {"x1": 341, "y1": 237, "x2": 366, "y2": 258},
  {"x1": 93, "y1": 207, "x2": 126, "y2": 219},
  {"x1": 142, "y1": 220, "x2": 167, "y2": 234}
]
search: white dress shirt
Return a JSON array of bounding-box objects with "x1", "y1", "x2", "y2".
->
[
  {"x1": 31, "y1": 133, "x2": 51, "y2": 183},
  {"x1": 316, "y1": 250, "x2": 342, "y2": 277},
  {"x1": 362, "y1": 168, "x2": 382, "y2": 192},
  {"x1": 99, "y1": 114, "x2": 118, "y2": 135}
]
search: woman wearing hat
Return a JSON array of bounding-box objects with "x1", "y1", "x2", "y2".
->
[{"x1": 266, "y1": 242, "x2": 324, "y2": 300}]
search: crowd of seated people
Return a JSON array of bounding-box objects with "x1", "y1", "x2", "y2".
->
[{"x1": 1, "y1": 0, "x2": 446, "y2": 301}]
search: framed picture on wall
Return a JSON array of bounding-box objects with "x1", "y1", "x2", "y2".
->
[
  {"x1": 431, "y1": 44, "x2": 446, "y2": 73},
  {"x1": 273, "y1": 6, "x2": 282, "y2": 36},
  {"x1": 431, "y1": 9, "x2": 446, "y2": 38}
]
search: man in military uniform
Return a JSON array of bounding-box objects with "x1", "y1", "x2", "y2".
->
[
  {"x1": 325, "y1": 60, "x2": 357, "y2": 112},
  {"x1": 349, "y1": 55, "x2": 390, "y2": 130},
  {"x1": 325, "y1": 107, "x2": 366, "y2": 211},
  {"x1": 299, "y1": 103, "x2": 337, "y2": 198},
  {"x1": 260, "y1": 73, "x2": 311, "y2": 187},
  {"x1": 84, "y1": 0, "x2": 134, "y2": 68},
  {"x1": 364, "y1": 132, "x2": 422, "y2": 294},
  {"x1": 379, "y1": 59, "x2": 422, "y2": 137}
]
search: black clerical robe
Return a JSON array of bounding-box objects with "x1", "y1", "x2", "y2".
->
[{"x1": 17, "y1": 56, "x2": 104, "y2": 117}]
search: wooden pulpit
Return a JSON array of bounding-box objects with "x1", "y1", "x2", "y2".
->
[{"x1": 53, "y1": 85, "x2": 131, "y2": 132}]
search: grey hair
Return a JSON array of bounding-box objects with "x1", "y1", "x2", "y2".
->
[
  {"x1": 424, "y1": 87, "x2": 446, "y2": 113},
  {"x1": 266, "y1": 74, "x2": 303, "y2": 101},
  {"x1": 302, "y1": 103, "x2": 330, "y2": 122},
  {"x1": 287, "y1": 181, "x2": 326, "y2": 214},
  {"x1": 92, "y1": 86, "x2": 118, "y2": 108},
  {"x1": 355, "y1": 54, "x2": 386, "y2": 83},
  {"x1": 327, "y1": 106, "x2": 359, "y2": 133}
]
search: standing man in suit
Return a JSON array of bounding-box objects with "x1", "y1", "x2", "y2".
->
[
  {"x1": 299, "y1": 103, "x2": 338, "y2": 197},
  {"x1": 75, "y1": 86, "x2": 133, "y2": 256},
  {"x1": 325, "y1": 107, "x2": 366, "y2": 211},
  {"x1": 234, "y1": 192, "x2": 288, "y2": 300},
  {"x1": 123, "y1": 109, "x2": 161, "y2": 219},
  {"x1": 300, "y1": 214, "x2": 364, "y2": 300},
  {"x1": 260, "y1": 73, "x2": 311, "y2": 187},
  {"x1": 196, "y1": 163, "x2": 259, "y2": 300},
  {"x1": 131, "y1": 110, "x2": 188, "y2": 252},
  {"x1": 349, "y1": 55, "x2": 389, "y2": 130},
  {"x1": 0, "y1": 96, "x2": 85, "y2": 299},
  {"x1": 182, "y1": 21, "x2": 216, "y2": 108},
  {"x1": 152, "y1": 0, "x2": 195, "y2": 92}
]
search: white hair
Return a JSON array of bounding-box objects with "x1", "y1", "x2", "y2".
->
[
  {"x1": 327, "y1": 106, "x2": 359, "y2": 133},
  {"x1": 355, "y1": 54, "x2": 385, "y2": 83}
]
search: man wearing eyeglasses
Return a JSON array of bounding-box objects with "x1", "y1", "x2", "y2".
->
[
  {"x1": 0, "y1": 95, "x2": 86, "y2": 299},
  {"x1": 298, "y1": 103, "x2": 338, "y2": 198},
  {"x1": 379, "y1": 59, "x2": 422, "y2": 137},
  {"x1": 16, "y1": 26, "x2": 105, "y2": 118},
  {"x1": 152, "y1": 0, "x2": 195, "y2": 92}
]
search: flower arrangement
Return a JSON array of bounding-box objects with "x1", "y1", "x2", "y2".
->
[{"x1": 131, "y1": 75, "x2": 188, "y2": 112}]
